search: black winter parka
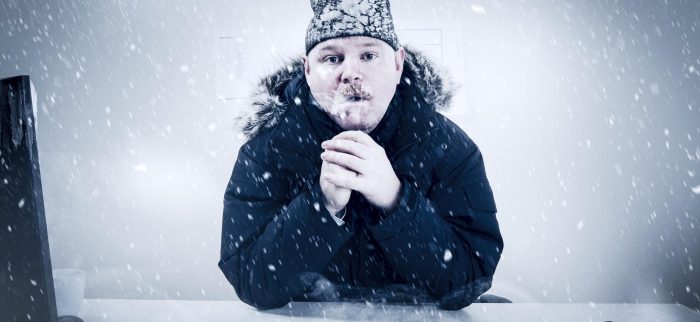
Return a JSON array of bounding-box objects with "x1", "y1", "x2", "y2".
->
[{"x1": 219, "y1": 48, "x2": 503, "y2": 310}]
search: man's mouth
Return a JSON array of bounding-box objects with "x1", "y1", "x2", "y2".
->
[{"x1": 347, "y1": 95, "x2": 367, "y2": 102}]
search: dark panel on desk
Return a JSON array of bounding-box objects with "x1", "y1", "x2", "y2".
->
[{"x1": 0, "y1": 75, "x2": 57, "y2": 322}]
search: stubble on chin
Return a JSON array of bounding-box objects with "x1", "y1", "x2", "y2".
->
[{"x1": 332, "y1": 112, "x2": 373, "y2": 132}]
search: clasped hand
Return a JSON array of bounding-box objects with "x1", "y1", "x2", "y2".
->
[{"x1": 319, "y1": 131, "x2": 401, "y2": 215}]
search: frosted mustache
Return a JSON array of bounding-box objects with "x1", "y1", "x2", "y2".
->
[{"x1": 338, "y1": 85, "x2": 372, "y2": 99}]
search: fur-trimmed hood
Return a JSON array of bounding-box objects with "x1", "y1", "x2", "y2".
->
[{"x1": 239, "y1": 46, "x2": 454, "y2": 139}]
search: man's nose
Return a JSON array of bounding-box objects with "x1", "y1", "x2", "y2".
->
[{"x1": 340, "y1": 59, "x2": 363, "y2": 84}]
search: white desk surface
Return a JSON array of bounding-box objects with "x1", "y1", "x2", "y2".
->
[{"x1": 78, "y1": 299, "x2": 700, "y2": 322}]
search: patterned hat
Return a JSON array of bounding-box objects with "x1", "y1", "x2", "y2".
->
[{"x1": 305, "y1": 0, "x2": 400, "y2": 54}]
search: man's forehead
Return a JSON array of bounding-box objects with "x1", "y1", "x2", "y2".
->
[{"x1": 315, "y1": 37, "x2": 386, "y2": 52}]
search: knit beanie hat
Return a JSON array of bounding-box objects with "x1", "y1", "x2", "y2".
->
[{"x1": 305, "y1": 0, "x2": 400, "y2": 54}]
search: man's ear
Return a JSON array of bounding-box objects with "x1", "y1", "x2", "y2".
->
[
  {"x1": 394, "y1": 47, "x2": 406, "y2": 84},
  {"x1": 303, "y1": 55, "x2": 310, "y2": 77}
]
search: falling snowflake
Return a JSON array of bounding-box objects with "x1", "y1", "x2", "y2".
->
[{"x1": 443, "y1": 249, "x2": 453, "y2": 262}]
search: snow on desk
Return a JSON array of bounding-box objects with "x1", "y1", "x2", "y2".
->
[{"x1": 80, "y1": 299, "x2": 700, "y2": 322}]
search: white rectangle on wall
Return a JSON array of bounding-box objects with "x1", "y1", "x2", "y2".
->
[
  {"x1": 397, "y1": 19, "x2": 466, "y2": 116},
  {"x1": 215, "y1": 24, "x2": 306, "y2": 102},
  {"x1": 215, "y1": 36, "x2": 254, "y2": 101}
]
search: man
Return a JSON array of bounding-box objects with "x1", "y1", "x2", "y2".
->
[{"x1": 219, "y1": 0, "x2": 503, "y2": 310}]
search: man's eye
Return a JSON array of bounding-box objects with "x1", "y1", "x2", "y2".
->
[
  {"x1": 362, "y1": 53, "x2": 376, "y2": 61},
  {"x1": 324, "y1": 56, "x2": 341, "y2": 64}
]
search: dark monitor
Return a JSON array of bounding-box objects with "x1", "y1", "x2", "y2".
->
[{"x1": 0, "y1": 75, "x2": 81, "y2": 322}]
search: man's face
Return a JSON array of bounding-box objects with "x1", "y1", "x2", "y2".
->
[{"x1": 304, "y1": 36, "x2": 405, "y2": 133}]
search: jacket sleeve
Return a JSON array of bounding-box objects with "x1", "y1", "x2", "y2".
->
[
  {"x1": 218, "y1": 143, "x2": 354, "y2": 309},
  {"x1": 367, "y1": 137, "x2": 504, "y2": 309}
]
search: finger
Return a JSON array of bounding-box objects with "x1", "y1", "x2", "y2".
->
[
  {"x1": 322, "y1": 172, "x2": 361, "y2": 191},
  {"x1": 332, "y1": 130, "x2": 377, "y2": 147},
  {"x1": 321, "y1": 139, "x2": 371, "y2": 159},
  {"x1": 323, "y1": 160, "x2": 357, "y2": 176},
  {"x1": 321, "y1": 151, "x2": 368, "y2": 174}
]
